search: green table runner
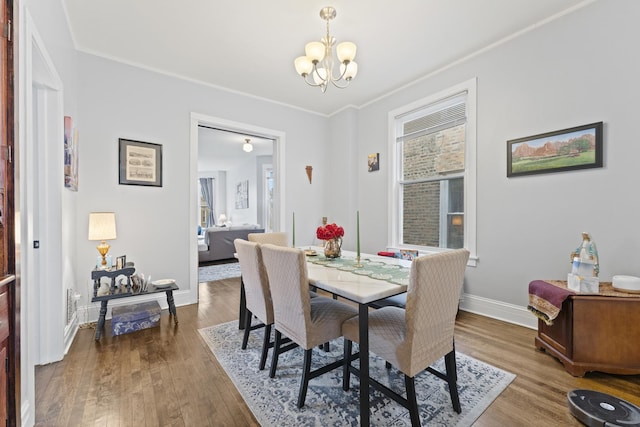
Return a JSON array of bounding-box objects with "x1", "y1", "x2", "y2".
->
[{"x1": 308, "y1": 255, "x2": 410, "y2": 285}]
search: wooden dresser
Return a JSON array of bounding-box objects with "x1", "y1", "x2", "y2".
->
[{"x1": 535, "y1": 281, "x2": 640, "y2": 376}]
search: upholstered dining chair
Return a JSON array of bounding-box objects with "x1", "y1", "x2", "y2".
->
[
  {"x1": 260, "y1": 244, "x2": 358, "y2": 408},
  {"x1": 342, "y1": 248, "x2": 470, "y2": 427},
  {"x1": 233, "y1": 238, "x2": 275, "y2": 370},
  {"x1": 248, "y1": 231, "x2": 289, "y2": 247}
]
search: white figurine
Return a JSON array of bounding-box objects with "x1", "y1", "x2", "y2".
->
[{"x1": 570, "y1": 232, "x2": 599, "y2": 277}]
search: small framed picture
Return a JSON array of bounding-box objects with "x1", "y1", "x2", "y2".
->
[
  {"x1": 116, "y1": 255, "x2": 127, "y2": 270},
  {"x1": 368, "y1": 153, "x2": 380, "y2": 172},
  {"x1": 119, "y1": 138, "x2": 163, "y2": 187},
  {"x1": 400, "y1": 249, "x2": 419, "y2": 261}
]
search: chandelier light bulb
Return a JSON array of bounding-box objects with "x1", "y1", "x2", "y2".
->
[
  {"x1": 341, "y1": 61, "x2": 358, "y2": 80},
  {"x1": 313, "y1": 67, "x2": 328, "y2": 85},
  {"x1": 294, "y1": 56, "x2": 313, "y2": 76},
  {"x1": 294, "y1": 7, "x2": 357, "y2": 92},
  {"x1": 305, "y1": 42, "x2": 326, "y2": 63},
  {"x1": 336, "y1": 42, "x2": 356, "y2": 63}
]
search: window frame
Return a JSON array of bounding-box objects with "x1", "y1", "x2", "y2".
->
[{"x1": 388, "y1": 78, "x2": 477, "y2": 266}]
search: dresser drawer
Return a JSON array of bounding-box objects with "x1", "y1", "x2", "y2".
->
[{"x1": 0, "y1": 290, "x2": 8, "y2": 342}]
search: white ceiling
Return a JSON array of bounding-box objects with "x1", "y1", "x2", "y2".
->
[
  {"x1": 197, "y1": 127, "x2": 273, "y2": 172},
  {"x1": 62, "y1": 0, "x2": 590, "y2": 117}
]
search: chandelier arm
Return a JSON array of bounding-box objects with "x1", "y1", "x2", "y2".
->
[
  {"x1": 333, "y1": 61, "x2": 350, "y2": 82},
  {"x1": 302, "y1": 75, "x2": 323, "y2": 87},
  {"x1": 330, "y1": 78, "x2": 352, "y2": 89}
]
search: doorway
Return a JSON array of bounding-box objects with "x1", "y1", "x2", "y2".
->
[
  {"x1": 188, "y1": 113, "x2": 285, "y2": 299},
  {"x1": 197, "y1": 126, "x2": 274, "y2": 230}
]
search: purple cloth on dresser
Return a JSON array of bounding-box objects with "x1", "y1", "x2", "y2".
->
[{"x1": 527, "y1": 280, "x2": 574, "y2": 325}]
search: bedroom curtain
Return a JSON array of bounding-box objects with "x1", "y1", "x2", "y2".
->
[{"x1": 199, "y1": 177, "x2": 216, "y2": 227}]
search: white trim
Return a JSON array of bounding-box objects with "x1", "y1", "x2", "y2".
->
[
  {"x1": 388, "y1": 78, "x2": 477, "y2": 267},
  {"x1": 19, "y1": 7, "x2": 67, "y2": 425},
  {"x1": 63, "y1": 313, "x2": 79, "y2": 354},
  {"x1": 459, "y1": 293, "x2": 537, "y2": 330}
]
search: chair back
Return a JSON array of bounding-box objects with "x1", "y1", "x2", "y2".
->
[
  {"x1": 404, "y1": 249, "x2": 469, "y2": 371},
  {"x1": 248, "y1": 232, "x2": 289, "y2": 247},
  {"x1": 234, "y1": 239, "x2": 273, "y2": 324},
  {"x1": 260, "y1": 244, "x2": 311, "y2": 346}
]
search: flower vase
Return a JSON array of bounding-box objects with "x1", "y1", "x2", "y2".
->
[{"x1": 324, "y1": 238, "x2": 342, "y2": 259}]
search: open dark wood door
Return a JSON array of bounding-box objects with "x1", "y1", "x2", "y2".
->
[{"x1": 0, "y1": 0, "x2": 16, "y2": 425}]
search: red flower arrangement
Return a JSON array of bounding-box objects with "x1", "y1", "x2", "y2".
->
[{"x1": 316, "y1": 223, "x2": 344, "y2": 240}]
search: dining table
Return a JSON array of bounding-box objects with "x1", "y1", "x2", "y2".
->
[
  {"x1": 305, "y1": 249, "x2": 410, "y2": 426},
  {"x1": 236, "y1": 247, "x2": 411, "y2": 426}
]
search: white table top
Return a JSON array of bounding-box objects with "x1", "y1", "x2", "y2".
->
[{"x1": 306, "y1": 248, "x2": 410, "y2": 304}]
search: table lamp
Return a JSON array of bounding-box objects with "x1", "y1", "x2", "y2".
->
[{"x1": 88, "y1": 212, "x2": 117, "y2": 268}]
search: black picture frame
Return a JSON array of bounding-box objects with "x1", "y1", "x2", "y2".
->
[
  {"x1": 119, "y1": 138, "x2": 163, "y2": 186},
  {"x1": 115, "y1": 255, "x2": 126, "y2": 270},
  {"x1": 507, "y1": 122, "x2": 603, "y2": 177}
]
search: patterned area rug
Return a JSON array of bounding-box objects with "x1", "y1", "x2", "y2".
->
[
  {"x1": 198, "y1": 262, "x2": 241, "y2": 282},
  {"x1": 199, "y1": 321, "x2": 515, "y2": 426}
]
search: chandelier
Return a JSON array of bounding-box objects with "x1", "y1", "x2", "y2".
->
[{"x1": 294, "y1": 7, "x2": 358, "y2": 92}]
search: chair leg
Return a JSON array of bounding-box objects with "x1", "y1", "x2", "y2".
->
[
  {"x1": 259, "y1": 324, "x2": 272, "y2": 370},
  {"x1": 297, "y1": 349, "x2": 313, "y2": 408},
  {"x1": 323, "y1": 342, "x2": 330, "y2": 352},
  {"x1": 444, "y1": 349, "x2": 461, "y2": 413},
  {"x1": 385, "y1": 361, "x2": 392, "y2": 369},
  {"x1": 404, "y1": 375, "x2": 421, "y2": 427},
  {"x1": 241, "y1": 309, "x2": 253, "y2": 350},
  {"x1": 269, "y1": 330, "x2": 282, "y2": 378},
  {"x1": 343, "y1": 339, "x2": 352, "y2": 391}
]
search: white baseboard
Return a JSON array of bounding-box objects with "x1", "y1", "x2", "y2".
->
[
  {"x1": 21, "y1": 400, "x2": 32, "y2": 427},
  {"x1": 459, "y1": 292, "x2": 537, "y2": 330},
  {"x1": 74, "y1": 290, "x2": 537, "y2": 330},
  {"x1": 63, "y1": 313, "x2": 79, "y2": 355}
]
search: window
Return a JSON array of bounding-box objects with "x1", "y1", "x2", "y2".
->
[
  {"x1": 263, "y1": 166, "x2": 274, "y2": 232},
  {"x1": 389, "y1": 79, "x2": 477, "y2": 265}
]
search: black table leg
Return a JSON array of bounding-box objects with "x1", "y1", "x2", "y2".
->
[
  {"x1": 358, "y1": 303, "x2": 370, "y2": 426},
  {"x1": 239, "y1": 277, "x2": 247, "y2": 330},
  {"x1": 166, "y1": 290, "x2": 178, "y2": 324},
  {"x1": 95, "y1": 300, "x2": 108, "y2": 340}
]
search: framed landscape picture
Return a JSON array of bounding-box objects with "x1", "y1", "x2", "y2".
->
[
  {"x1": 119, "y1": 139, "x2": 163, "y2": 187},
  {"x1": 507, "y1": 122, "x2": 603, "y2": 177}
]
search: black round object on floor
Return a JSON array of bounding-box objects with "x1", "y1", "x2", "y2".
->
[{"x1": 568, "y1": 389, "x2": 640, "y2": 427}]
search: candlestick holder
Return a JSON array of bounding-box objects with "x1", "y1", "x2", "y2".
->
[{"x1": 355, "y1": 255, "x2": 363, "y2": 268}]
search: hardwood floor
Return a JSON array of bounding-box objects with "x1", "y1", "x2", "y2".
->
[{"x1": 35, "y1": 277, "x2": 640, "y2": 426}]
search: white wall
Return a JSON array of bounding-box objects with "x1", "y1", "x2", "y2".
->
[
  {"x1": 74, "y1": 53, "x2": 328, "y2": 311},
  {"x1": 352, "y1": 0, "x2": 640, "y2": 316},
  {"x1": 227, "y1": 157, "x2": 258, "y2": 226}
]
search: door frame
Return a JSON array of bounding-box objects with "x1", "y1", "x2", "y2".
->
[
  {"x1": 189, "y1": 113, "x2": 285, "y2": 298},
  {"x1": 17, "y1": 8, "x2": 65, "y2": 424}
]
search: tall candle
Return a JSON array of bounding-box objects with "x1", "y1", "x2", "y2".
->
[
  {"x1": 357, "y1": 210, "x2": 360, "y2": 258},
  {"x1": 292, "y1": 212, "x2": 296, "y2": 247}
]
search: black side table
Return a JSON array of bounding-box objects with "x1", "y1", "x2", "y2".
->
[{"x1": 91, "y1": 267, "x2": 179, "y2": 340}]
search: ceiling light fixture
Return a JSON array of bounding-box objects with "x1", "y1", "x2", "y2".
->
[
  {"x1": 294, "y1": 6, "x2": 358, "y2": 93},
  {"x1": 243, "y1": 138, "x2": 253, "y2": 153}
]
